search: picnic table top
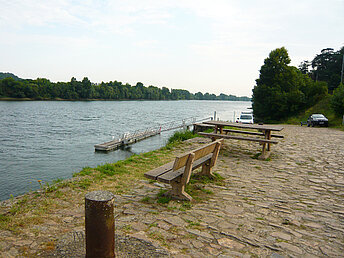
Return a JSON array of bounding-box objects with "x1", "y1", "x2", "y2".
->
[{"x1": 203, "y1": 121, "x2": 284, "y2": 132}]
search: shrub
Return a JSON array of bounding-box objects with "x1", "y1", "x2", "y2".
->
[
  {"x1": 167, "y1": 130, "x2": 198, "y2": 144},
  {"x1": 331, "y1": 83, "x2": 344, "y2": 116}
]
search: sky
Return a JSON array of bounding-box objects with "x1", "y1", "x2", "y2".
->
[{"x1": 0, "y1": 0, "x2": 343, "y2": 97}]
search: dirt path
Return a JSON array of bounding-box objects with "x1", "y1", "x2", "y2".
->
[{"x1": 1, "y1": 125, "x2": 344, "y2": 257}]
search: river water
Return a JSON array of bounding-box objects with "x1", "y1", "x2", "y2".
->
[{"x1": 0, "y1": 100, "x2": 251, "y2": 200}]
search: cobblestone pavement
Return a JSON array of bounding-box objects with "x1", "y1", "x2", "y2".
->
[{"x1": 1, "y1": 125, "x2": 344, "y2": 257}]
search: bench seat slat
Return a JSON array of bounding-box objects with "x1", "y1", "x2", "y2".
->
[
  {"x1": 198, "y1": 132, "x2": 278, "y2": 144},
  {"x1": 157, "y1": 154, "x2": 213, "y2": 184},
  {"x1": 144, "y1": 161, "x2": 174, "y2": 180},
  {"x1": 223, "y1": 129, "x2": 284, "y2": 138}
]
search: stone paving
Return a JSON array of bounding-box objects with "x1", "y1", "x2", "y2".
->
[{"x1": 1, "y1": 125, "x2": 344, "y2": 257}]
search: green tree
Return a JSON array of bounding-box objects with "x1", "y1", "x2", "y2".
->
[
  {"x1": 309, "y1": 47, "x2": 344, "y2": 92},
  {"x1": 161, "y1": 87, "x2": 170, "y2": 100},
  {"x1": 253, "y1": 47, "x2": 291, "y2": 121},
  {"x1": 195, "y1": 92, "x2": 203, "y2": 100},
  {"x1": 331, "y1": 83, "x2": 344, "y2": 116},
  {"x1": 80, "y1": 77, "x2": 95, "y2": 99},
  {"x1": 252, "y1": 47, "x2": 325, "y2": 122}
]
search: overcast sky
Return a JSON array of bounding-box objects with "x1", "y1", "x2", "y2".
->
[{"x1": 1, "y1": 0, "x2": 343, "y2": 96}]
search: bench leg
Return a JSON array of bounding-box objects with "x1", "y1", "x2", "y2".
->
[
  {"x1": 259, "y1": 143, "x2": 271, "y2": 160},
  {"x1": 166, "y1": 181, "x2": 192, "y2": 201},
  {"x1": 199, "y1": 162, "x2": 213, "y2": 177},
  {"x1": 266, "y1": 131, "x2": 272, "y2": 151}
]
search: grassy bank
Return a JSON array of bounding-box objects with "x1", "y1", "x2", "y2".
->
[{"x1": 283, "y1": 95, "x2": 344, "y2": 129}]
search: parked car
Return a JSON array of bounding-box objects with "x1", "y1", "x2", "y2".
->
[
  {"x1": 236, "y1": 113, "x2": 254, "y2": 124},
  {"x1": 307, "y1": 114, "x2": 328, "y2": 127}
]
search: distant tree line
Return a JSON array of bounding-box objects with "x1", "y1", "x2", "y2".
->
[{"x1": 0, "y1": 74, "x2": 250, "y2": 101}]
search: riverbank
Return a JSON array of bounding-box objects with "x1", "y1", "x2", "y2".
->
[{"x1": 1, "y1": 125, "x2": 344, "y2": 257}]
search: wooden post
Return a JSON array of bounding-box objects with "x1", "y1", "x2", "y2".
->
[
  {"x1": 266, "y1": 130, "x2": 272, "y2": 151},
  {"x1": 85, "y1": 191, "x2": 115, "y2": 258}
]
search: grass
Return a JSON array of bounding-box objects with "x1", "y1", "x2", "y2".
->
[
  {"x1": 167, "y1": 130, "x2": 199, "y2": 145},
  {"x1": 186, "y1": 219, "x2": 201, "y2": 228},
  {"x1": 141, "y1": 196, "x2": 152, "y2": 203},
  {"x1": 157, "y1": 190, "x2": 172, "y2": 204},
  {"x1": 148, "y1": 222, "x2": 158, "y2": 228},
  {"x1": 182, "y1": 172, "x2": 225, "y2": 201},
  {"x1": 147, "y1": 231, "x2": 167, "y2": 246},
  {"x1": 284, "y1": 95, "x2": 344, "y2": 129},
  {"x1": 179, "y1": 201, "x2": 192, "y2": 211}
]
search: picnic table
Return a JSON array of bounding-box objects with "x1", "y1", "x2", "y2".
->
[{"x1": 200, "y1": 121, "x2": 284, "y2": 159}]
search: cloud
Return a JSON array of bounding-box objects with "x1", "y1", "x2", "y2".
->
[
  {"x1": 0, "y1": 0, "x2": 84, "y2": 28},
  {"x1": 1, "y1": 0, "x2": 343, "y2": 96},
  {"x1": 0, "y1": 0, "x2": 175, "y2": 35},
  {"x1": 133, "y1": 39, "x2": 159, "y2": 47}
]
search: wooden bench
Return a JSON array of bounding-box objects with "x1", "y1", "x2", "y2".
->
[
  {"x1": 198, "y1": 132, "x2": 278, "y2": 159},
  {"x1": 144, "y1": 139, "x2": 223, "y2": 201}
]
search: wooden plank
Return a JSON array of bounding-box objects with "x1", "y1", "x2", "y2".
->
[
  {"x1": 181, "y1": 153, "x2": 195, "y2": 185},
  {"x1": 172, "y1": 139, "x2": 222, "y2": 170},
  {"x1": 144, "y1": 161, "x2": 174, "y2": 180},
  {"x1": 158, "y1": 154, "x2": 213, "y2": 184},
  {"x1": 198, "y1": 132, "x2": 278, "y2": 144},
  {"x1": 193, "y1": 123, "x2": 215, "y2": 127},
  {"x1": 203, "y1": 120, "x2": 284, "y2": 132},
  {"x1": 223, "y1": 129, "x2": 284, "y2": 138}
]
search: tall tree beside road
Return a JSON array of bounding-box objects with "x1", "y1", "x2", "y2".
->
[
  {"x1": 252, "y1": 47, "x2": 327, "y2": 122},
  {"x1": 301, "y1": 46, "x2": 344, "y2": 93}
]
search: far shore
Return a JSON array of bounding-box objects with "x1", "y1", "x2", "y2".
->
[{"x1": 0, "y1": 97, "x2": 251, "y2": 102}]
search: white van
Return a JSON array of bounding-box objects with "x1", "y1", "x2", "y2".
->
[{"x1": 236, "y1": 111, "x2": 254, "y2": 124}]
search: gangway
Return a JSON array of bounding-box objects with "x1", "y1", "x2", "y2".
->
[{"x1": 94, "y1": 116, "x2": 212, "y2": 151}]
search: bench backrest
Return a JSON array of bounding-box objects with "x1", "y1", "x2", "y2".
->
[{"x1": 172, "y1": 139, "x2": 223, "y2": 171}]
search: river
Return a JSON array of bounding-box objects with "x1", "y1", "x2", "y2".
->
[{"x1": 0, "y1": 100, "x2": 251, "y2": 200}]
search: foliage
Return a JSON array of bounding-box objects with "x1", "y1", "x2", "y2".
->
[
  {"x1": 299, "y1": 46, "x2": 344, "y2": 92},
  {"x1": 252, "y1": 47, "x2": 328, "y2": 122},
  {"x1": 167, "y1": 130, "x2": 198, "y2": 145},
  {"x1": 0, "y1": 72, "x2": 21, "y2": 81},
  {"x1": 284, "y1": 95, "x2": 343, "y2": 128},
  {"x1": 331, "y1": 83, "x2": 344, "y2": 116},
  {"x1": 0, "y1": 74, "x2": 251, "y2": 101}
]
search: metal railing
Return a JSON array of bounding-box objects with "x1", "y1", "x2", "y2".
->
[{"x1": 117, "y1": 116, "x2": 213, "y2": 139}]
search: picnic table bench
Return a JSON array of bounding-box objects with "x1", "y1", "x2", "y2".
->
[
  {"x1": 199, "y1": 121, "x2": 284, "y2": 159},
  {"x1": 144, "y1": 139, "x2": 223, "y2": 201}
]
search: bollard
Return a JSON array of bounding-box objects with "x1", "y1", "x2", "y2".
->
[{"x1": 85, "y1": 190, "x2": 115, "y2": 258}]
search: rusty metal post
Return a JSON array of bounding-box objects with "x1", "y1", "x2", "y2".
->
[{"x1": 85, "y1": 190, "x2": 115, "y2": 258}]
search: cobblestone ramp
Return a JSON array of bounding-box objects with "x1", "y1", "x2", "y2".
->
[{"x1": 1, "y1": 125, "x2": 344, "y2": 257}]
